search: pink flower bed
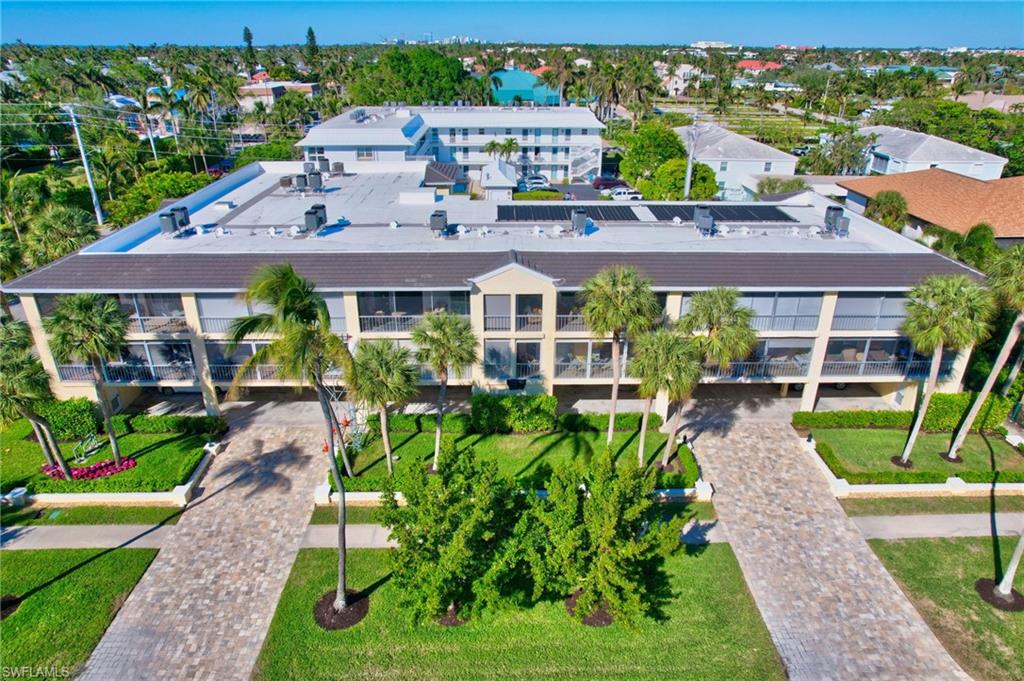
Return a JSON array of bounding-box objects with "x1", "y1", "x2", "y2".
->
[{"x1": 42, "y1": 458, "x2": 137, "y2": 480}]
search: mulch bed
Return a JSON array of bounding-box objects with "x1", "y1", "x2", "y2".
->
[
  {"x1": 314, "y1": 589, "x2": 369, "y2": 630},
  {"x1": 975, "y1": 578, "x2": 1024, "y2": 612},
  {"x1": 564, "y1": 589, "x2": 613, "y2": 627},
  {"x1": 656, "y1": 457, "x2": 686, "y2": 474},
  {"x1": 1, "y1": 595, "x2": 21, "y2": 620},
  {"x1": 437, "y1": 604, "x2": 467, "y2": 627},
  {"x1": 890, "y1": 456, "x2": 914, "y2": 469}
]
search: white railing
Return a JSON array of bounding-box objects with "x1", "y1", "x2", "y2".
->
[
  {"x1": 702, "y1": 360, "x2": 808, "y2": 379},
  {"x1": 484, "y1": 362, "x2": 541, "y2": 379},
  {"x1": 555, "y1": 314, "x2": 587, "y2": 332},
  {"x1": 128, "y1": 316, "x2": 189, "y2": 334},
  {"x1": 200, "y1": 317, "x2": 235, "y2": 333},
  {"x1": 830, "y1": 315, "x2": 906, "y2": 331},
  {"x1": 554, "y1": 359, "x2": 625, "y2": 380},
  {"x1": 56, "y1": 364, "x2": 94, "y2": 382},
  {"x1": 821, "y1": 359, "x2": 952, "y2": 378},
  {"x1": 209, "y1": 364, "x2": 283, "y2": 382},
  {"x1": 750, "y1": 315, "x2": 820, "y2": 332},
  {"x1": 484, "y1": 315, "x2": 511, "y2": 332},
  {"x1": 58, "y1": 363, "x2": 196, "y2": 383},
  {"x1": 516, "y1": 314, "x2": 544, "y2": 332}
]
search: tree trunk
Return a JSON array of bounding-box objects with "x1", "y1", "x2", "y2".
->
[
  {"x1": 27, "y1": 416, "x2": 54, "y2": 466},
  {"x1": 315, "y1": 380, "x2": 348, "y2": 611},
  {"x1": 432, "y1": 370, "x2": 448, "y2": 472},
  {"x1": 91, "y1": 356, "x2": 122, "y2": 465},
  {"x1": 1, "y1": 291, "x2": 13, "y2": 320},
  {"x1": 380, "y1": 407, "x2": 394, "y2": 475},
  {"x1": 325, "y1": 396, "x2": 354, "y2": 478},
  {"x1": 606, "y1": 331, "x2": 621, "y2": 445},
  {"x1": 637, "y1": 396, "x2": 652, "y2": 468},
  {"x1": 661, "y1": 399, "x2": 683, "y2": 469},
  {"x1": 997, "y1": 531, "x2": 1024, "y2": 599},
  {"x1": 1001, "y1": 338, "x2": 1024, "y2": 397},
  {"x1": 25, "y1": 410, "x2": 71, "y2": 479},
  {"x1": 949, "y1": 313, "x2": 1023, "y2": 460},
  {"x1": 900, "y1": 345, "x2": 943, "y2": 465}
]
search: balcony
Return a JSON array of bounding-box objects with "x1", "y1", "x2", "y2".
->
[
  {"x1": 57, "y1": 363, "x2": 196, "y2": 383},
  {"x1": 554, "y1": 359, "x2": 625, "y2": 380},
  {"x1": 202, "y1": 317, "x2": 347, "y2": 335},
  {"x1": 484, "y1": 315, "x2": 511, "y2": 332},
  {"x1": 359, "y1": 314, "x2": 425, "y2": 334},
  {"x1": 555, "y1": 314, "x2": 587, "y2": 332},
  {"x1": 750, "y1": 315, "x2": 820, "y2": 332},
  {"x1": 821, "y1": 359, "x2": 953, "y2": 379},
  {"x1": 210, "y1": 364, "x2": 283, "y2": 382},
  {"x1": 127, "y1": 316, "x2": 189, "y2": 334},
  {"x1": 484, "y1": 361, "x2": 542, "y2": 380},
  {"x1": 830, "y1": 315, "x2": 906, "y2": 332},
  {"x1": 516, "y1": 314, "x2": 543, "y2": 332},
  {"x1": 702, "y1": 360, "x2": 808, "y2": 380}
]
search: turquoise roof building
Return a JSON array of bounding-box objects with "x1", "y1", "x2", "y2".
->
[{"x1": 490, "y1": 69, "x2": 560, "y2": 106}]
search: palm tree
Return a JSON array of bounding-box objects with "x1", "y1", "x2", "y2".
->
[
  {"x1": 658, "y1": 336, "x2": 702, "y2": 470},
  {"x1": 0, "y1": 228, "x2": 24, "y2": 319},
  {"x1": 482, "y1": 139, "x2": 503, "y2": 160},
  {"x1": 628, "y1": 329, "x2": 700, "y2": 468},
  {"x1": 947, "y1": 246, "x2": 1024, "y2": 460},
  {"x1": 0, "y1": 320, "x2": 72, "y2": 478},
  {"x1": 350, "y1": 340, "x2": 419, "y2": 476},
  {"x1": 23, "y1": 205, "x2": 98, "y2": 269},
  {"x1": 897, "y1": 275, "x2": 993, "y2": 466},
  {"x1": 412, "y1": 311, "x2": 478, "y2": 472},
  {"x1": 581, "y1": 266, "x2": 661, "y2": 444},
  {"x1": 225, "y1": 264, "x2": 355, "y2": 613},
  {"x1": 1, "y1": 170, "x2": 50, "y2": 242},
  {"x1": 677, "y1": 287, "x2": 758, "y2": 374},
  {"x1": 44, "y1": 294, "x2": 129, "y2": 465}
]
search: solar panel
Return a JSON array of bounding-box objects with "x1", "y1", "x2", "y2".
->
[
  {"x1": 648, "y1": 205, "x2": 695, "y2": 221},
  {"x1": 646, "y1": 204, "x2": 795, "y2": 223},
  {"x1": 496, "y1": 205, "x2": 639, "y2": 222},
  {"x1": 497, "y1": 204, "x2": 793, "y2": 223}
]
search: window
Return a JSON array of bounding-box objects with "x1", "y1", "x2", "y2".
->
[
  {"x1": 719, "y1": 161, "x2": 729, "y2": 171},
  {"x1": 737, "y1": 293, "x2": 821, "y2": 331},
  {"x1": 832, "y1": 293, "x2": 907, "y2": 330},
  {"x1": 431, "y1": 128, "x2": 439, "y2": 140},
  {"x1": 448, "y1": 129, "x2": 456, "y2": 143},
  {"x1": 462, "y1": 147, "x2": 469, "y2": 159},
  {"x1": 477, "y1": 128, "x2": 484, "y2": 135},
  {"x1": 763, "y1": 162, "x2": 773, "y2": 172},
  {"x1": 306, "y1": 146, "x2": 326, "y2": 161},
  {"x1": 522, "y1": 128, "x2": 529, "y2": 138},
  {"x1": 565, "y1": 128, "x2": 572, "y2": 141},
  {"x1": 581, "y1": 129, "x2": 589, "y2": 135},
  {"x1": 505, "y1": 128, "x2": 512, "y2": 135},
  {"x1": 484, "y1": 340, "x2": 513, "y2": 378},
  {"x1": 356, "y1": 147, "x2": 374, "y2": 161},
  {"x1": 461, "y1": 128, "x2": 469, "y2": 141},
  {"x1": 484, "y1": 295, "x2": 511, "y2": 331}
]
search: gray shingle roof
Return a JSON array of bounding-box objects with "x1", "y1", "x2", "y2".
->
[{"x1": 3, "y1": 250, "x2": 978, "y2": 293}]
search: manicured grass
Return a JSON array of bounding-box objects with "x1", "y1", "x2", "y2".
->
[
  {"x1": 308, "y1": 500, "x2": 716, "y2": 525},
  {"x1": 0, "y1": 504, "x2": 181, "y2": 526},
  {"x1": 0, "y1": 548, "x2": 157, "y2": 674},
  {"x1": 1, "y1": 419, "x2": 206, "y2": 494},
  {"x1": 813, "y1": 428, "x2": 1024, "y2": 484},
  {"x1": 254, "y1": 547, "x2": 783, "y2": 681},
  {"x1": 842, "y1": 495, "x2": 1024, "y2": 516},
  {"x1": 871, "y1": 537, "x2": 1024, "y2": 681},
  {"x1": 337, "y1": 430, "x2": 698, "y2": 491}
]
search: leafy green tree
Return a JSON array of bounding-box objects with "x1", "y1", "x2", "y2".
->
[
  {"x1": 350, "y1": 339, "x2": 418, "y2": 475},
  {"x1": 105, "y1": 172, "x2": 212, "y2": 227},
  {"x1": 380, "y1": 444, "x2": 521, "y2": 622},
  {"x1": 233, "y1": 140, "x2": 300, "y2": 167},
  {"x1": 346, "y1": 47, "x2": 468, "y2": 106},
  {"x1": 226, "y1": 263, "x2": 355, "y2": 613},
  {"x1": 801, "y1": 129, "x2": 875, "y2": 175},
  {"x1": 44, "y1": 294, "x2": 129, "y2": 465},
  {"x1": 0, "y1": 227, "x2": 24, "y2": 318},
  {"x1": 755, "y1": 176, "x2": 809, "y2": 197},
  {"x1": 956, "y1": 224, "x2": 1000, "y2": 271},
  {"x1": 0, "y1": 320, "x2": 72, "y2": 478},
  {"x1": 412, "y1": 311, "x2": 478, "y2": 472},
  {"x1": 898, "y1": 275, "x2": 993, "y2": 466},
  {"x1": 677, "y1": 287, "x2": 758, "y2": 372},
  {"x1": 581, "y1": 266, "x2": 660, "y2": 444},
  {"x1": 521, "y1": 450, "x2": 683, "y2": 626},
  {"x1": 864, "y1": 190, "x2": 908, "y2": 231},
  {"x1": 242, "y1": 27, "x2": 256, "y2": 73},
  {"x1": 948, "y1": 246, "x2": 1024, "y2": 459},
  {"x1": 304, "y1": 27, "x2": 320, "y2": 72},
  {"x1": 23, "y1": 205, "x2": 98, "y2": 269},
  {"x1": 1, "y1": 171, "x2": 50, "y2": 242},
  {"x1": 617, "y1": 123, "x2": 687, "y2": 185},
  {"x1": 685, "y1": 161, "x2": 719, "y2": 200}
]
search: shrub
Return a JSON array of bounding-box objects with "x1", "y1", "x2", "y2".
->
[
  {"x1": 792, "y1": 392, "x2": 1014, "y2": 433},
  {"x1": 365, "y1": 412, "x2": 471, "y2": 435},
  {"x1": 36, "y1": 399, "x2": 100, "y2": 440},
  {"x1": 128, "y1": 414, "x2": 229, "y2": 436},
  {"x1": 792, "y1": 410, "x2": 911, "y2": 430},
  {"x1": 512, "y1": 190, "x2": 564, "y2": 201},
  {"x1": 470, "y1": 393, "x2": 558, "y2": 433},
  {"x1": 558, "y1": 412, "x2": 663, "y2": 432}
]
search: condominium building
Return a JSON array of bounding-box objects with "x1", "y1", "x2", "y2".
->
[
  {"x1": 296, "y1": 105, "x2": 604, "y2": 182},
  {"x1": 5, "y1": 162, "x2": 977, "y2": 420}
]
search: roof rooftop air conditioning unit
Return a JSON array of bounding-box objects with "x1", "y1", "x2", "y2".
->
[
  {"x1": 159, "y1": 212, "x2": 177, "y2": 235},
  {"x1": 294, "y1": 174, "x2": 308, "y2": 190},
  {"x1": 825, "y1": 205, "x2": 843, "y2": 232},
  {"x1": 304, "y1": 209, "x2": 320, "y2": 233},
  {"x1": 430, "y1": 209, "x2": 448, "y2": 236},
  {"x1": 332, "y1": 162, "x2": 345, "y2": 175},
  {"x1": 303, "y1": 161, "x2": 315, "y2": 174},
  {"x1": 279, "y1": 176, "x2": 293, "y2": 189},
  {"x1": 170, "y1": 206, "x2": 190, "y2": 228},
  {"x1": 308, "y1": 171, "x2": 323, "y2": 190},
  {"x1": 311, "y1": 203, "x2": 327, "y2": 226},
  {"x1": 571, "y1": 208, "x2": 588, "y2": 235},
  {"x1": 317, "y1": 158, "x2": 330, "y2": 173}
]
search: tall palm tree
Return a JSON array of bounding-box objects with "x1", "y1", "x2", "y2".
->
[
  {"x1": 44, "y1": 294, "x2": 129, "y2": 465},
  {"x1": 898, "y1": 275, "x2": 993, "y2": 466},
  {"x1": 226, "y1": 263, "x2": 355, "y2": 613},
  {"x1": 1, "y1": 170, "x2": 50, "y2": 242},
  {"x1": 658, "y1": 336, "x2": 702, "y2": 470},
  {"x1": 412, "y1": 311, "x2": 478, "y2": 472},
  {"x1": 0, "y1": 228, "x2": 24, "y2": 319},
  {"x1": 677, "y1": 287, "x2": 758, "y2": 373},
  {"x1": 0, "y1": 320, "x2": 72, "y2": 478},
  {"x1": 581, "y1": 266, "x2": 661, "y2": 444},
  {"x1": 23, "y1": 205, "x2": 98, "y2": 269},
  {"x1": 350, "y1": 340, "x2": 419, "y2": 476},
  {"x1": 947, "y1": 246, "x2": 1024, "y2": 460}
]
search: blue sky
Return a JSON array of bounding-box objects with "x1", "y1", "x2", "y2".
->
[{"x1": 2, "y1": 1, "x2": 1021, "y2": 48}]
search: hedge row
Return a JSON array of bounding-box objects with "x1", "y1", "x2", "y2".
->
[
  {"x1": 36, "y1": 398, "x2": 101, "y2": 441},
  {"x1": 470, "y1": 393, "x2": 559, "y2": 434},
  {"x1": 365, "y1": 406, "x2": 663, "y2": 436},
  {"x1": 793, "y1": 392, "x2": 1014, "y2": 433},
  {"x1": 364, "y1": 413, "x2": 472, "y2": 435},
  {"x1": 511, "y1": 190, "x2": 564, "y2": 201},
  {"x1": 115, "y1": 413, "x2": 229, "y2": 437},
  {"x1": 814, "y1": 441, "x2": 1024, "y2": 485},
  {"x1": 558, "y1": 411, "x2": 664, "y2": 432}
]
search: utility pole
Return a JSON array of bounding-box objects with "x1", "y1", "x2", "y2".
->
[
  {"x1": 683, "y1": 116, "x2": 704, "y2": 200},
  {"x1": 63, "y1": 104, "x2": 104, "y2": 227},
  {"x1": 144, "y1": 115, "x2": 159, "y2": 162}
]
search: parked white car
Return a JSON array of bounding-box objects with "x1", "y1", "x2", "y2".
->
[{"x1": 609, "y1": 187, "x2": 643, "y2": 201}]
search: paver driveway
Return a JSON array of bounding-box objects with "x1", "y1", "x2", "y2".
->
[
  {"x1": 693, "y1": 422, "x2": 969, "y2": 681},
  {"x1": 78, "y1": 420, "x2": 325, "y2": 681}
]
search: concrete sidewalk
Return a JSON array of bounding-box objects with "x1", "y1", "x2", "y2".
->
[
  {"x1": 0, "y1": 523, "x2": 172, "y2": 550},
  {"x1": 852, "y1": 512, "x2": 1024, "y2": 540}
]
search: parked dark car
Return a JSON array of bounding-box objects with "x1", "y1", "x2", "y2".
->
[{"x1": 593, "y1": 176, "x2": 628, "y2": 190}]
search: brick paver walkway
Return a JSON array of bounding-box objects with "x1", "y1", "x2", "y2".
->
[
  {"x1": 693, "y1": 422, "x2": 969, "y2": 681},
  {"x1": 78, "y1": 422, "x2": 325, "y2": 681}
]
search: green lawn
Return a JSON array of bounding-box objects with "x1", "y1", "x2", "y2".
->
[
  {"x1": 813, "y1": 428, "x2": 1024, "y2": 484},
  {"x1": 1, "y1": 419, "x2": 206, "y2": 494},
  {"x1": 0, "y1": 548, "x2": 157, "y2": 673},
  {"x1": 254, "y1": 547, "x2": 783, "y2": 681},
  {"x1": 871, "y1": 537, "x2": 1024, "y2": 680},
  {"x1": 309, "y1": 500, "x2": 716, "y2": 526},
  {"x1": 842, "y1": 495, "x2": 1024, "y2": 516},
  {"x1": 337, "y1": 430, "x2": 698, "y2": 492},
  {"x1": 0, "y1": 504, "x2": 182, "y2": 526}
]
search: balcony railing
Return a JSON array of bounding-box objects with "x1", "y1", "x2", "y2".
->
[
  {"x1": 821, "y1": 359, "x2": 953, "y2": 378},
  {"x1": 750, "y1": 315, "x2": 820, "y2": 332},
  {"x1": 359, "y1": 314, "x2": 423, "y2": 333},
  {"x1": 484, "y1": 315, "x2": 511, "y2": 332},
  {"x1": 210, "y1": 364, "x2": 283, "y2": 382},
  {"x1": 127, "y1": 316, "x2": 189, "y2": 334},
  {"x1": 516, "y1": 314, "x2": 543, "y2": 332},
  {"x1": 830, "y1": 315, "x2": 906, "y2": 331},
  {"x1": 702, "y1": 360, "x2": 808, "y2": 380},
  {"x1": 554, "y1": 359, "x2": 625, "y2": 380},
  {"x1": 555, "y1": 314, "x2": 587, "y2": 332},
  {"x1": 201, "y1": 317, "x2": 346, "y2": 334},
  {"x1": 483, "y1": 361, "x2": 541, "y2": 380},
  {"x1": 58, "y1": 363, "x2": 196, "y2": 383}
]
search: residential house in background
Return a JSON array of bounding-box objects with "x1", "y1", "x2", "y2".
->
[
  {"x1": 675, "y1": 123, "x2": 798, "y2": 199},
  {"x1": 735, "y1": 60, "x2": 783, "y2": 74},
  {"x1": 950, "y1": 91, "x2": 1024, "y2": 113},
  {"x1": 860, "y1": 125, "x2": 1007, "y2": 180},
  {"x1": 237, "y1": 81, "x2": 320, "y2": 113},
  {"x1": 659, "y1": 62, "x2": 703, "y2": 96},
  {"x1": 839, "y1": 168, "x2": 1024, "y2": 247}
]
